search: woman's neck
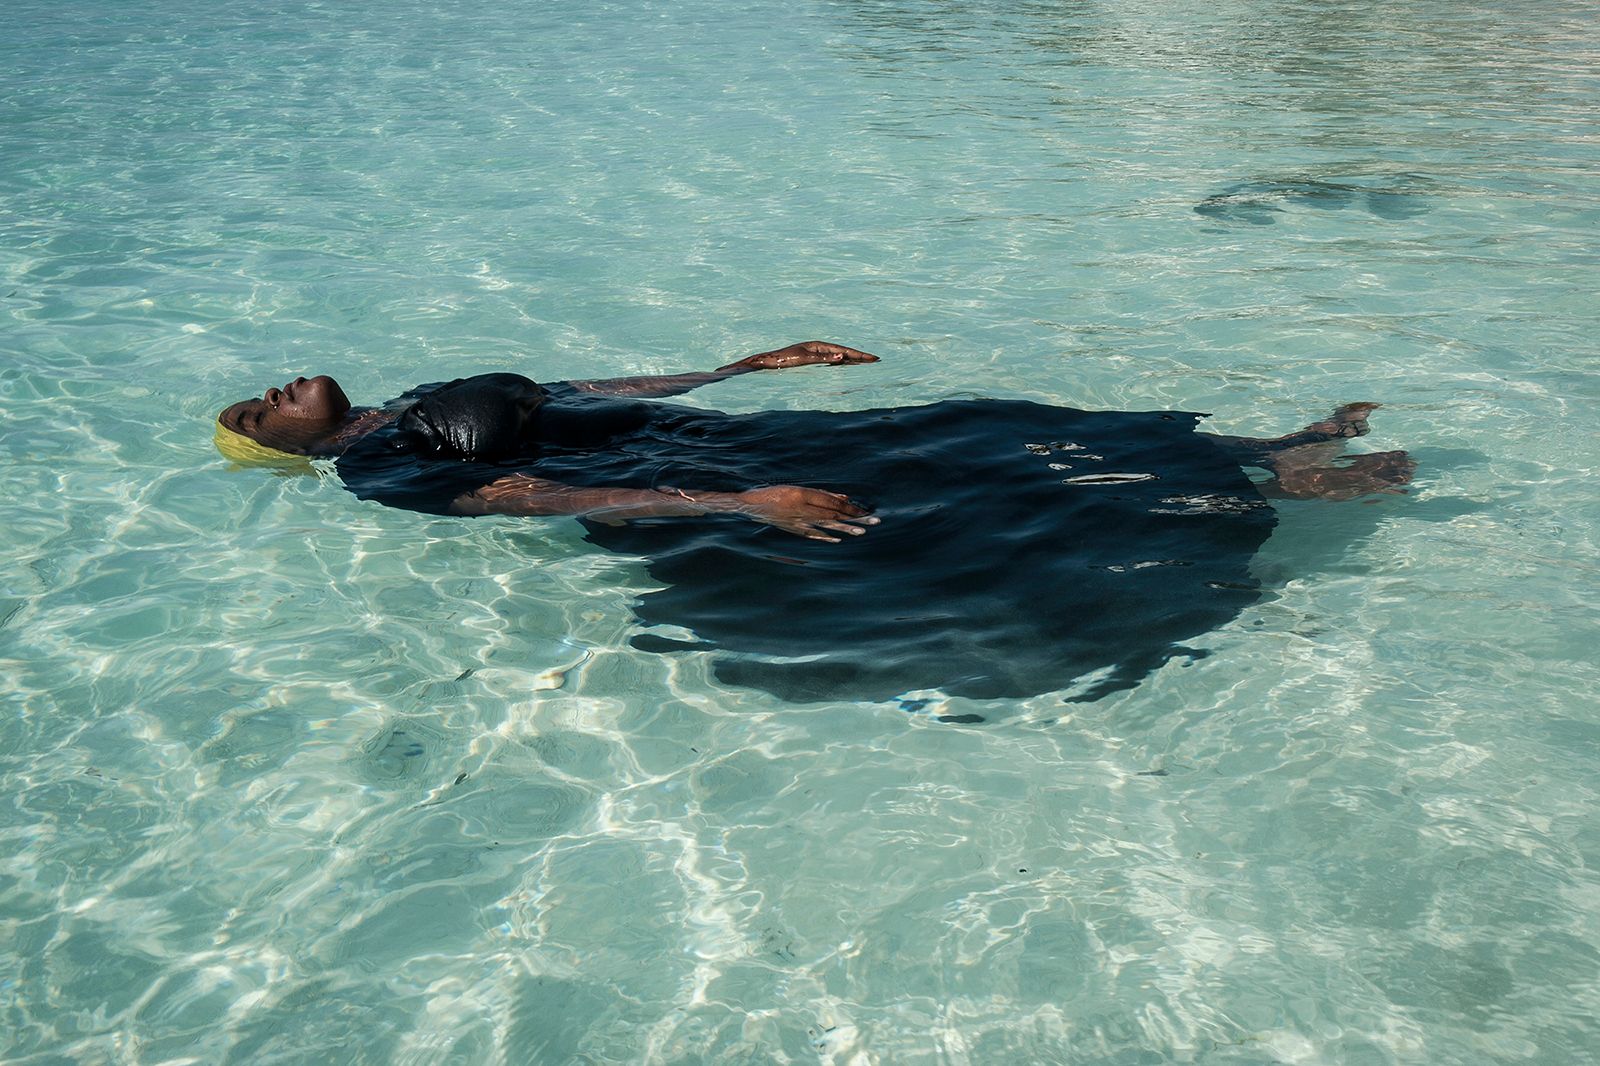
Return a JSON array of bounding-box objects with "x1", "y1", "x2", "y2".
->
[{"x1": 302, "y1": 407, "x2": 396, "y2": 455}]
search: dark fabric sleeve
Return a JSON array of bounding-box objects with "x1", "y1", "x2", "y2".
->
[
  {"x1": 394, "y1": 373, "x2": 546, "y2": 460},
  {"x1": 332, "y1": 425, "x2": 504, "y2": 516}
]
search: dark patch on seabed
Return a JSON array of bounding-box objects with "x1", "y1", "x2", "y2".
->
[
  {"x1": 1195, "y1": 175, "x2": 1437, "y2": 225},
  {"x1": 573, "y1": 399, "x2": 1279, "y2": 706}
]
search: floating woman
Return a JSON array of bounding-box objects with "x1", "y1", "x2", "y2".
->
[{"x1": 216, "y1": 341, "x2": 1414, "y2": 703}]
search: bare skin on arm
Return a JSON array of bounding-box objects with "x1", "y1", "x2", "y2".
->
[
  {"x1": 569, "y1": 341, "x2": 878, "y2": 398},
  {"x1": 452, "y1": 474, "x2": 879, "y2": 542}
]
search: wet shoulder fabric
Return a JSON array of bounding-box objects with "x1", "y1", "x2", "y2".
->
[{"x1": 389, "y1": 372, "x2": 546, "y2": 460}]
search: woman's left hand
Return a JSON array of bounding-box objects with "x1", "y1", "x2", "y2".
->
[{"x1": 722, "y1": 341, "x2": 879, "y2": 372}]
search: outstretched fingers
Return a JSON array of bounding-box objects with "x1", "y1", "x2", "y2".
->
[
  {"x1": 791, "y1": 491, "x2": 880, "y2": 541},
  {"x1": 801, "y1": 342, "x2": 879, "y2": 364},
  {"x1": 814, "y1": 515, "x2": 880, "y2": 538}
]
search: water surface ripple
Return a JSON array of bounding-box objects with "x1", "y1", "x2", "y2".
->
[{"x1": 3, "y1": 0, "x2": 1598, "y2": 1062}]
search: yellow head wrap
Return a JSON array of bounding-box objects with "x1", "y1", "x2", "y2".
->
[{"x1": 214, "y1": 422, "x2": 315, "y2": 474}]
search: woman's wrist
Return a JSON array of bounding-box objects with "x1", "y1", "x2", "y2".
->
[{"x1": 655, "y1": 486, "x2": 738, "y2": 515}]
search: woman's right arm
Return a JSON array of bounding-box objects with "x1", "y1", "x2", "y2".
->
[{"x1": 451, "y1": 475, "x2": 878, "y2": 542}]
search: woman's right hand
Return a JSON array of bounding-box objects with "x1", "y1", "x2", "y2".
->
[{"x1": 721, "y1": 485, "x2": 879, "y2": 541}]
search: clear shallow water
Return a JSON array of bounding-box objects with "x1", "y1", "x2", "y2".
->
[{"x1": 3, "y1": 0, "x2": 1598, "y2": 1061}]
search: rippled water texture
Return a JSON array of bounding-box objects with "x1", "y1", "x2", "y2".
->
[{"x1": 3, "y1": 1, "x2": 1598, "y2": 1062}]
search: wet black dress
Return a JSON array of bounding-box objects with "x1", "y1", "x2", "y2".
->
[{"x1": 336, "y1": 376, "x2": 1277, "y2": 703}]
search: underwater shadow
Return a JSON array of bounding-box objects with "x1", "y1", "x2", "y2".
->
[{"x1": 1195, "y1": 175, "x2": 1439, "y2": 226}]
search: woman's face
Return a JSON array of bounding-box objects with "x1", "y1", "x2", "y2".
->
[{"x1": 218, "y1": 375, "x2": 352, "y2": 451}]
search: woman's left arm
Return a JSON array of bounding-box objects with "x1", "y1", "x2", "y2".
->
[{"x1": 566, "y1": 341, "x2": 878, "y2": 398}]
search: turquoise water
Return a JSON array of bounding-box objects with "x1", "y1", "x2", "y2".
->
[{"x1": 4, "y1": 0, "x2": 1598, "y2": 1061}]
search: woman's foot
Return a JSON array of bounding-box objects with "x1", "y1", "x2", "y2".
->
[
  {"x1": 1268, "y1": 449, "x2": 1417, "y2": 501},
  {"x1": 1303, "y1": 402, "x2": 1380, "y2": 440}
]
